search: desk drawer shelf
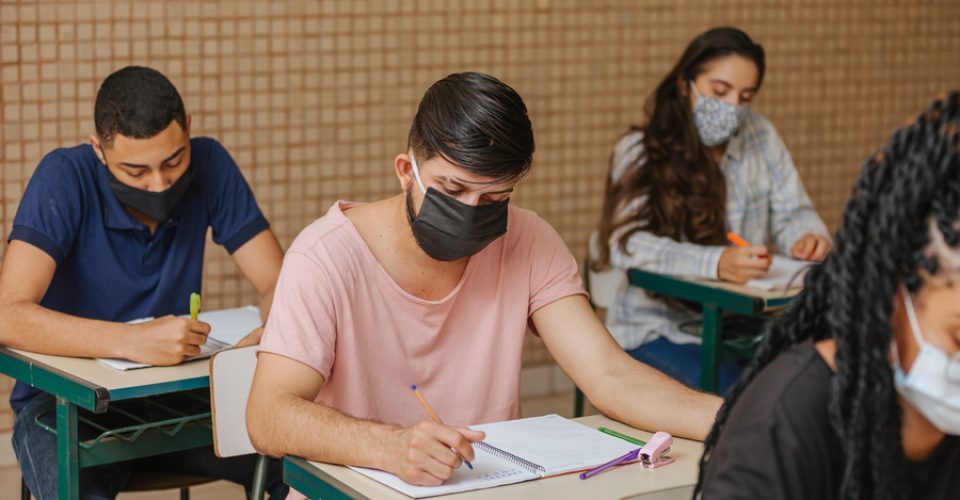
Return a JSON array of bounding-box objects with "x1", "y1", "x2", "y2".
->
[{"x1": 33, "y1": 390, "x2": 214, "y2": 468}]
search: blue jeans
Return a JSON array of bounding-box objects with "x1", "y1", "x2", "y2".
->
[
  {"x1": 12, "y1": 391, "x2": 288, "y2": 500},
  {"x1": 627, "y1": 336, "x2": 746, "y2": 395}
]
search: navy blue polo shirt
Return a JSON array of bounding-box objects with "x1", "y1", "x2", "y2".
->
[{"x1": 8, "y1": 137, "x2": 269, "y2": 410}]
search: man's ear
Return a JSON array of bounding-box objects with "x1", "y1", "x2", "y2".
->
[
  {"x1": 394, "y1": 153, "x2": 415, "y2": 191},
  {"x1": 89, "y1": 134, "x2": 107, "y2": 165},
  {"x1": 185, "y1": 114, "x2": 192, "y2": 136}
]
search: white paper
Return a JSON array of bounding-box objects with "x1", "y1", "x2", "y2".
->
[
  {"x1": 347, "y1": 415, "x2": 639, "y2": 497},
  {"x1": 348, "y1": 454, "x2": 537, "y2": 498},
  {"x1": 746, "y1": 256, "x2": 812, "y2": 290},
  {"x1": 471, "y1": 414, "x2": 638, "y2": 477},
  {"x1": 193, "y1": 306, "x2": 262, "y2": 345},
  {"x1": 97, "y1": 305, "x2": 261, "y2": 370}
]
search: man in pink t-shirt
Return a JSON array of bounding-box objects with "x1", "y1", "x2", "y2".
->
[{"x1": 249, "y1": 72, "x2": 721, "y2": 493}]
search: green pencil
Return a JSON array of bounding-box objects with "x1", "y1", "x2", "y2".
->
[
  {"x1": 190, "y1": 292, "x2": 201, "y2": 321},
  {"x1": 598, "y1": 427, "x2": 646, "y2": 447}
]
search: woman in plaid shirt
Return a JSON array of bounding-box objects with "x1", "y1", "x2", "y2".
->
[{"x1": 594, "y1": 27, "x2": 831, "y2": 393}]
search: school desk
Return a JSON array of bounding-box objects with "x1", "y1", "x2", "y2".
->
[
  {"x1": 0, "y1": 347, "x2": 214, "y2": 500},
  {"x1": 282, "y1": 414, "x2": 703, "y2": 500},
  {"x1": 627, "y1": 268, "x2": 801, "y2": 393}
]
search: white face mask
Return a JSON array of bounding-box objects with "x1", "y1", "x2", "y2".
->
[{"x1": 893, "y1": 288, "x2": 960, "y2": 435}]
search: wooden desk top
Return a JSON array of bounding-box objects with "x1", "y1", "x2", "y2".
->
[
  {"x1": 627, "y1": 268, "x2": 801, "y2": 315},
  {"x1": 4, "y1": 348, "x2": 211, "y2": 403},
  {"x1": 700, "y1": 280, "x2": 801, "y2": 302},
  {"x1": 288, "y1": 414, "x2": 703, "y2": 500}
]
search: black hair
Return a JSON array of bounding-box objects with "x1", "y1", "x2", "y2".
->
[
  {"x1": 678, "y1": 27, "x2": 766, "y2": 91},
  {"x1": 94, "y1": 66, "x2": 187, "y2": 146},
  {"x1": 696, "y1": 91, "x2": 960, "y2": 499},
  {"x1": 408, "y1": 72, "x2": 535, "y2": 182}
]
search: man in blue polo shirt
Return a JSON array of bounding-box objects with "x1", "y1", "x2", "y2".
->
[{"x1": 0, "y1": 67, "x2": 287, "y2": 498}]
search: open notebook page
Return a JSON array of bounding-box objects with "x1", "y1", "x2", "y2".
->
[
  {"x1": 347, "y1": 450, "x2": 538, "y2": 498},
  {"x1": 746, "y1": 255, "x2": 812, "y2": 290},
  {"x1": 344, "y1": 415, "x2": 639, "y2": 497},
  {"x1": 471, "y1": 414, "x2": 638, "y2": 477},
  {"x1": 97, "y1": 305, "x2": 261, "y2": 370}
]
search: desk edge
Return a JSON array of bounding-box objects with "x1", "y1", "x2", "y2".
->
[
  {"x1": 284, "y1": 455, "x2": 370, "y2": 500},
  {"x1": 0, "y1": 348, "x2": 109, "y2": 412}
]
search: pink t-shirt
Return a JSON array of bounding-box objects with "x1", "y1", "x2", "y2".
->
[{"x1": 259, "y1": 200, "x2": 585, "y2": 429}]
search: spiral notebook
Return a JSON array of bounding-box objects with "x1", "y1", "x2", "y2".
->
[
  {"x1": 97, "y1": 306, "x2": 261, "y2": 370},
  {"x1": 346, "y1": 414, "x2": 638, "y2": 498}
]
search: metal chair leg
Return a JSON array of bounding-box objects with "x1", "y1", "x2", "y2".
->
[
  {"x1": 20, "y1": 476, "x2": 31, "y2": 500},
  {"x1": 573, "y1": 387, "x2": 585, "y2": 417},
  {"x1": 180, "y1": 486, "x2": 190, "y2": 500},
  {"x1": 250, "y1": 454, "x2": 269, "y2": 500}
]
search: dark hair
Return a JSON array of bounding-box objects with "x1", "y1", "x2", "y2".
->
[
  {"x1": 408, "y1": 72, "x2": 535, "y2": 182},
  {"x1": 94, "y1": 66, "x2": 187, "y2": 146},
  {"x1": 696, "y1": 91, "x2": 960, "y2": 500},
  {"x1": 594, "y1": 27, "x2": 765, "y2": 268}
]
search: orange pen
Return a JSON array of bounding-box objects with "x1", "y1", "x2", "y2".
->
[
  {"x1": 726, "y1": 232, "x2": 751, "y2": 247},
  {"x1": 727, "y1": 232, "x2": 769, "y2": 260}
]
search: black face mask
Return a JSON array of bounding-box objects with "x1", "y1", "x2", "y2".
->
[
  {"x1": 406, "y1": 187, "x2": 508, "y2": 261},
  {"x1": 106, "y1": 166, "x2": 194, "y2": 222}
]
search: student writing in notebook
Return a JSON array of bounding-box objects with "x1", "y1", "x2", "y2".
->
[
  {"x1": 0, "y1": 67, "x2": 287, "y2": 499},
  {"x1": 697, "y1": 92, "x2": 960, "y2": 499},
  {"x1": 593, "y1": 27, "x2": 832, "y2": 393},
  {"x1": 248, "y1": 72, "x2": 722, "y2": 495}
]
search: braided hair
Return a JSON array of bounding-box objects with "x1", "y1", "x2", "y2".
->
[{"x1": 696, "y1": 91, "x2": 960, "y2": 500}]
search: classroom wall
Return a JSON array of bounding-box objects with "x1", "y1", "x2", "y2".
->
[{"x1": 0, "y1": 0, "x2": 957, "y2": 431}]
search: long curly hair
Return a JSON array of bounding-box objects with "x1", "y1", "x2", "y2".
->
[
  {"x1": 695, "y1": 91, "x2": 960, "y2": 500},
  {"x1": 594, "y1": 27, "x2": 765, "y2": 269}
]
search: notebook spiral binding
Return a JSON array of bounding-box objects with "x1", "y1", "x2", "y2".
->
[{"x1": 475, "y1": 441, "x2": 546, "y2": 475}]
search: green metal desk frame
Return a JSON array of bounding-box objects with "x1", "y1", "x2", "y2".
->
[
  {"x1": 284, "y1": 456, "x2": 367, "y2": 500},
  {"x1": 0, "y1": 348, "x2": 213, "y2": 500},
  {"x1": 626, "y1": 269, "x2": 796, "y2": 393}
]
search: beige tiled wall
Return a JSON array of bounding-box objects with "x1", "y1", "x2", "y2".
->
[{"x1": 0, "y1": 0, "x2": 958, "y2": 431}]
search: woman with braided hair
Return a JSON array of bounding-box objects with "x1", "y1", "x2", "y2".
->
[{"x1": 696, "y1": 91, "x2": 960, "y2": 499}]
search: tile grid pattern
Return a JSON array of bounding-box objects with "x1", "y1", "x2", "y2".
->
[{"x1": 0, "y1": 0, "x2": 958, "y2": 430}]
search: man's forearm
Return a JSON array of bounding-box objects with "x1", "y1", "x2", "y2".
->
[
  {"x1": 248, "y1": 390, "x2": 398, "y2": 469},
  {"x1": 0, "y1": 300, "x2": 129, "y2": 358},
  {"x1": 257, "y1": 285, "x2": 276, "y2": 323},
  {"x1": 591, "y1": 353, "x2": 722, "y2": 441}
]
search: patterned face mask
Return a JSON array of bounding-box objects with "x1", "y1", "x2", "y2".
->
[{"x1": 690, "y1": 81, "x2": 748, "y2": 147}]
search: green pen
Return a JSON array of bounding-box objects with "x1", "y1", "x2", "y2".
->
[
  {"x1": 190, "y1": 292, "x2": 201, "y2": 321},
  {"x1": 598, "y1": 427, "x2": 646, "y2": 447}
]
